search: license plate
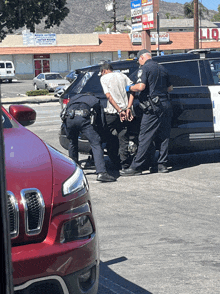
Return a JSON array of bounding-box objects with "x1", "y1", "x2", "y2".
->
[{"x1": 7, "y1": 71, "x2": 11, "y2": 74}]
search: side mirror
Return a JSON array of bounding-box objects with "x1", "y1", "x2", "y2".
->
[{"x1": 9, "y1": 105, "x2": 36, "y2": 126}]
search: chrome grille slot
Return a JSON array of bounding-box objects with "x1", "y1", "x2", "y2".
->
[
  {"x1": 21, "y1": 188, "x2": 45, "y2": 236},
  {"x1": 7, "y1": 191, "x2": 19, "y2": 239}
]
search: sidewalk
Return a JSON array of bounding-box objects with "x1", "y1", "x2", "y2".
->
[{"x1": 1, "y1": 95, "x2": 59, "y2": 105}]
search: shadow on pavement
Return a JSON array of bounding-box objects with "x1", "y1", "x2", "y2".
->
[
  {"x1": 168, "y1": 149, "x2": 220, "y2": 172},
  {"x1": 98, "y1": 257, "x2": 153, "y2": 294}
]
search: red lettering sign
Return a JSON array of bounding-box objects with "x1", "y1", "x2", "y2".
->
[{"x1": 212, "y1": 29, "x2": 219, "y2": 41}]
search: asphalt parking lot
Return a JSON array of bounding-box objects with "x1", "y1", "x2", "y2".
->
[
  {"x1": 2, "y1": 87, "x2": 220, "y2": 293},
  {"x1": 21, "y1": 102, "x2": 220, "y2": 294},
  {"x1": 0, "y1": 79, "x2": 36, "y2": 98}
]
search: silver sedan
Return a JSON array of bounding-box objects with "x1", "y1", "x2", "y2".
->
[{"x1": 33, "y1": 72, "x2": 70, "y2": 91}]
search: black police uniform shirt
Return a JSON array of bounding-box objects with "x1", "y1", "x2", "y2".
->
[{"x1": 136, "y1": 59, "x2": 172, "y2": 102}]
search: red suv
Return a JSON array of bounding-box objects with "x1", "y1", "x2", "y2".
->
[{"x1": 3, "y1": 104, "x2": 99, "y2": 294}]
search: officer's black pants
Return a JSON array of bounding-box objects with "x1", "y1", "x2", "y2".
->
[
  {"x1": 130, "y1": 100, "x2": 172, "y2": 170},
  {"x1": 66, "y1": 116, "x2": 106, "y2": 174},
  {"x1": 104, "y1": 113, "x2": 130, "y2": 169}
]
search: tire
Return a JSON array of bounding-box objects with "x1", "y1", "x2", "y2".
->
[
  {"x1": 9, "y1": 79, "x2": 12, "y2": 83},
  {"x1": 34, "y1": 84, "x2": 39, "y2": 90}
]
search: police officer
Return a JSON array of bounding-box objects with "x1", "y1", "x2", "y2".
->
[
  {"x1": 120, "y1": 49, "x2": 173, "y2": 176},
  {"x1": 64, "y1": 93, "x2": 116, "y2": 182}
]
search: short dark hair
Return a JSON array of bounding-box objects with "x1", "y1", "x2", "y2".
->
[{"x1": 100, "y1": 63, "x2": 113, "y2": 72}]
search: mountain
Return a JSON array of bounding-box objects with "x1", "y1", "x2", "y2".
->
[{"x1": 33, "y1": 0, "x2": 217, "y2": 34}]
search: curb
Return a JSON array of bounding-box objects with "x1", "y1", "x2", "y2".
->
[{"x1": 1, "y1": 95, "x2": 59, "y2": 105}]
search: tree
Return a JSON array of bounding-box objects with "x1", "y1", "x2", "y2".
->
[
  {"x1": 0, "y1": 0, "x2": 69, "y2": 40},
  {"x1": 184, "y1": 0, "x2": 209, "y2": 19},
  {"x1": 212, "y1": 5, "x2": 220, "y2": 21}
]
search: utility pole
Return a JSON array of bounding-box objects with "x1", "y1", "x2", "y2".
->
[
  {"x1": 157, "y1": 12, "x2": 160, "y2": 56},
  {"x1": 194, "y1": 0, "x2": 199, "y2": 49},
  {"x1": 113, "y1": 0, "x2": 116, "y2": 33}
]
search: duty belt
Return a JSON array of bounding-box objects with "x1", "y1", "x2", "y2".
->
[{"x1": 68, "y1": 109, "x2": 90, "y2": 119}]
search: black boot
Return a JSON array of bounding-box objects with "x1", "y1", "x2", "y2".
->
[{"x1": 97, "y1": 172, "x2": 116, "y2": 182}]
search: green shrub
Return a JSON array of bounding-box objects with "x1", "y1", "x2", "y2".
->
[{"x1": 26, "y1": 89, "x2": 49, "y2": 96}]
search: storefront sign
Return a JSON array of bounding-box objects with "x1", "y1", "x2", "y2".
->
[
  {"x1": 142, "y1": 5, "x2": 153, "y2": 14},
  {"x1": 151, "y1": 32, "x2": 169, "y2": 43},
  {"x1": 200, "y1": 28, "x2": 220, "y2": 41},
  {"x1": 132, "y1": 23, "x2": 143, "y2": 31},
  {"x1": 131, "y1": 0, "x2": 159, "y2": 32},
  {"x1": 35, "y1": 34, "x2": 56, "y2": 46},
  {"x1": 131, "y1": 0, "x2": 141, "y2": 9},
  {"x1": 142, "y1": 13, "x2": 154, "y2": 30},
  {"x1": 131, "y1": 7, "x2": 142, "y2": 17},
  {"x1": 142, "y1": 0, "x2": 153, "y2": 6},
  {"x1": 23, "y1": 31, "x2": 56, "y2": 46},
  {"x1": 132, "y1": 32, "x2": 170, "y2": 45},
  {"x1": 131, "y1": 15, "x2": 142, "y2": 24},
  {"x1": 132, "y1": 32, "x2": 142, "y2": 44}
]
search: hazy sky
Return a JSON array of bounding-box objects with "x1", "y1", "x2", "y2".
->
[{"x1": 163, "y1": 0, "x2": 219, "y2": 11}]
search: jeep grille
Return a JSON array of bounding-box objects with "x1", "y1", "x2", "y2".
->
[
  {"x1": 7, "y1": 191, "x2": 19, "y2": 238},
  {"x1": 21, "y1": 188, "x2": 45, "y2": 236}
]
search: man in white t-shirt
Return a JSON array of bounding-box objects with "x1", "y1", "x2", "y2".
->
[{"x1": 100, "y1": 63, "x2": 134, "y2": 170}]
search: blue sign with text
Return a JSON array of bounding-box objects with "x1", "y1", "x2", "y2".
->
[{"x1": 131, "y1": 0, "x2": 141, "y2": 9}]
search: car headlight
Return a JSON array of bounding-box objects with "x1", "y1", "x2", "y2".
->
[
  {"x1": 63, "y1": 165, "x2": 89, "y2": 196},
  {"x1": 60, "y1": 215, "x2": 94, "y2": 243}
]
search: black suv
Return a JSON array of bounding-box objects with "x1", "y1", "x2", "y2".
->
[{"x1": 59, "y1": 49, "x2": 220, "y2": 155}]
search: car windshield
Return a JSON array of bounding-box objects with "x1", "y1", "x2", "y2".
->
[
  {"x1": 2, "y1": 111, "x2": 16, "y2": 129},
  {"x1": 45, "y1": 74, "x2": 63, "y2": 80}
]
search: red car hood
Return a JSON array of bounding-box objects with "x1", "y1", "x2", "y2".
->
[
  {"x1": 4, "y1": 127, "x2": 52, "y2": 193},
  {"x1": 4, "y1": 126, "x2": 53, "y2": 244}
]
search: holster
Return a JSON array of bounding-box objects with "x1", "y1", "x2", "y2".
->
[{"x1": 139, "y1": 96, "x2": 161, "y2": 114}]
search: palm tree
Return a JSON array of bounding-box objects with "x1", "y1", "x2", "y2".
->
[{"x1": 184, "y1": 0, "x2": 209, "y2": 19}]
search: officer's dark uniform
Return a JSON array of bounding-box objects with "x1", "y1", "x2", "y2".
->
[
  {"x1": 129, "y1": 58, "x2": 173, "y2": 172},
  {"x1": 64, "y1": 93, "x2": 116, "y2": 181}
]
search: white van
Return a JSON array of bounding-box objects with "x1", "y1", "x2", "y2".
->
[{"x1": 0, "y1": 61, "x2": 15, "y2": 83}]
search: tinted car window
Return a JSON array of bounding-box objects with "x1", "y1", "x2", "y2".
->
[
  {"x1": 6, "y1": 63, "x2": 12, "y2": 68},
  {"x1": 163, "y1": 60, "x2": 201, "y2": 87},
  {"x1": 208, "y1": 59, "x2": 220, "y2": 85},
  {"x1": 0, "y1": 63, "x2": 5, "y2": 68}
]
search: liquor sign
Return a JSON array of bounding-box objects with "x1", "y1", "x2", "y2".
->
[
  {"x1": 200, "y1": 28, "x2": 220, "y2": 41},
  {"x1": 151, "y1": 32, "x2": 169, "y2": 43}
]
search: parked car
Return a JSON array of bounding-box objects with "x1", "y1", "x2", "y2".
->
[
  {"x1": 3, "y1": 104, "x2": 99, "y2": 294},
  {"x1": 0, "y1": 60, "x2": 16, "y2": 83},
  {"x1": 65, "y1": 70, "x2": 78, "y2": 83},
  {"x1": 59, "y1": 49, "x2": 220, "y2": 156},
  {"x1": 54, "y1": 84, "x2": 70, "y2": 98},
  {"x1": 33, "y1": 72, "x2": 70, "y2": 91}
]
